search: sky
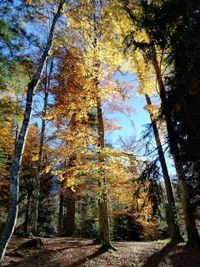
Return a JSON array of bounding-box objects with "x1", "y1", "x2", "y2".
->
[
  {"x1": 104, "y1": 71, "x2": 150, "y2": 149},
  {"x1": 106, "y1": 93, "x2": 149, "y2": 148},
  {"x1": 104, "y1": 71, "x2": 176, "y2": 176}
]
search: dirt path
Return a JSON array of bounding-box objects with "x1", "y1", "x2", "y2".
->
[{"x1": 3, "y1": 237, "x2": 200, "y2": 267}]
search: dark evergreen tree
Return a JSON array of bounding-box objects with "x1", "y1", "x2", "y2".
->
[{"x1": 122, "y1": 0, "x2": 200, "y2": 247}]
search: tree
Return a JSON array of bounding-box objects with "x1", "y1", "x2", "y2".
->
[
  {"x1": 32, "y1": 59, "x2": 54, "y2": 235},
  {"x1": 120, "y1": 0, "x2": 200, "y2": 247},
  {"x1": 0, "y1": 97, "x2": 22, "y2": 231},
  {"x1": 145, "y1": 94, "x2": 183, "y2": 242},
  {"x1": 52, "y1": 0, "x2": 127, "y2": 248},
  {"x1": 50, "y1": 48, "x2": 96, "y2": 236},
  {"x1": 0, "y1": 0, "x2": 66, "y2": 263},
  {"x1": 131, "y1": 50, "x2": 183, "y2": 242},
  {"x1": 150, "y1": 40, "x2": 200, "y2": 248},
  {"x1": 19, "y1": 124, "x2": 39, "y2": 234}
]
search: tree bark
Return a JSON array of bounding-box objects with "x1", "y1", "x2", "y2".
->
[
  {"x1": 80, "y1": 196, "x2": 87, "y2": 232},
  {"x1": 32, "y1": 59, "x2": 53, "y2": 235},
  {"x1": 23, "y1": 191, "x2": 32, "y2": 234},
  {"x1": 96, "y1": 96, "x2": 112, "y2": 249},
  {"x1": 58, "y1": 191, "x2": 64, "y2": 236},
  {"x1": 145, "y1": 94, "x2": 183, "y2": 243},
  {"x1": 149, "y1": 43, "x2": 200, "y2": 248},
  {"x1": 0, "y1": 1, "x2": 66, "y2": 264},
  {"x1": 63, "y1": 189, "x2": 76, "y2": 236},
  {"x1": 91, "y1": 0, "x2": 112, "y2": 247}
]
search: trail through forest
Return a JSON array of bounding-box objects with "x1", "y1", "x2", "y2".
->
[{"x1": 3, "y1": 237, "x2": 200, "y2": 267}]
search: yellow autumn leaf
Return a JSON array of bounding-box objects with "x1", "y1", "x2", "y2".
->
[
  {"x1": 26, "y1": 0, "x2": 32, "y2": 4},
  {"x1": 32, "y1": 155, "x2": 39, "y2": 161}
]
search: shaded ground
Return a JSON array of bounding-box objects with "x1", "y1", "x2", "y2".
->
[{"x1": 3, "y1": 237, "x2": 200, "y2": 267}]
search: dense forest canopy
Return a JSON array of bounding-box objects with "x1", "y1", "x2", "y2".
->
[{"x1": 0, "y1": 0, "x2": 200, "y2": 265}]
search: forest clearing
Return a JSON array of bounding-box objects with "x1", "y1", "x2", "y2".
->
[{"x1": 1, "y1": 0, "x2": 200, "y2": 266}]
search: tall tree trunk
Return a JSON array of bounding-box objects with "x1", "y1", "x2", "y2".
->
[
  {"x1": 0, "y1": 1, "x2": 65, "y2": 264},
  {"x1": 63, "y1": 189, "x2": 76, "y2": 237},
  {"x1": 145, "y1": 94, "x2": 183, "y2": 243},
  {"x1": 96, "y1": 96, "x2": 112, "y2": 249},
  {"x1": 91, "y1": 0, "x2": 112, "y2": 248},
  {"x1": 150, "y1": 43, "x2": 200, "y2": 248},
  {"x1": 32, "y1": 60, "x2": 53, "y2": 235}
]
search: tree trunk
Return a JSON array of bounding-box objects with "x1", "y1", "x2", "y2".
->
[
  {"x1": 23, "y1": 191, "x2": 32, "y2": 234},
  {"x1": 63, "y1": 189, "x2": 76, "y2": 237},
  {"x1": 91, "y1": 1, "x2": 112, "y2": 246},
  {"x1": 32, "y1": 60, "x2": 53, "y2": 235},
  {"x1": 145, "y1": 94, "x2": 183, "y2": 243},
  {"x1": 58, "y1": 191, "x2": 64, "y2": 236},
  {"x1": 150, "y1": 43, "x2": 200, "y2": 248},
  {"x1": 96, "y1": 96, "x2": 112, "y2": 249},
  {"x1": 0, "y1": 1, "x2": 65, "y2": 264},
  {"x1": 80, "y1": 196, "x2": 87, "y2": 232}
]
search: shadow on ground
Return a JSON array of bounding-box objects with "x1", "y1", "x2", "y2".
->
[
  {"x1": 4, "y1": 238, "x2": 200, "y2": 267},
  {"x1": 4, "y1": 239, "x2": 106, "y2": 267},
  {"x1": 141, "y1": 243, "x2": 200, "y2": 267},
  {"x1": 141, "y1": 244, "x2": 176, "y2": 267},
  {"x1": 67, "y1": 247, "x2": 107, "y2": 267}
]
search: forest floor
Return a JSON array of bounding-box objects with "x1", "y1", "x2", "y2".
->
[{"x1": 3, "y1": 237, "x2": 200, "y2": 267}]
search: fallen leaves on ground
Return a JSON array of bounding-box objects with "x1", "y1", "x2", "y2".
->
[{"x1": 3, "y1": 237, "x2": 200, "y2": 267}]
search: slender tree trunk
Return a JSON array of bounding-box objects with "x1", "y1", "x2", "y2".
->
[
  {"x1": 0, "y1": 1, "x2": 65, "y2": 264},
  {"x1": 150, "y1": 43, "x2": 200, "y2": 248},
  {"x1": 145, "y1": 94, "x2": 183, "y2": 243},
  {"x1": 80, "y1": 197, "x2": 87, "y2": 232},
  {"x1": 14, "y1": 97, "x2": 20, "y2": 147},
  {"x1": 24, "y1": 191, "x2": 32, "y2": 234},
  {"x1": 58, "y1": 191, "x2": 64, "y2": 236},
  {"x1": 32, "y1": 60, "x2": 53, "y2": 235}
]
